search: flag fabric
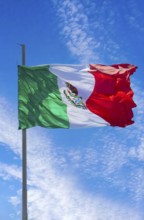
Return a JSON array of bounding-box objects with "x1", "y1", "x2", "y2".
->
[{"x1": 18, "y1": 63, "x2": 137, "y2": 129}]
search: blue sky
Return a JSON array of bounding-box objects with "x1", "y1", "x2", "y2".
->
[{"x1": 0, "y1": 0, "x2": 144, "y2": 219}]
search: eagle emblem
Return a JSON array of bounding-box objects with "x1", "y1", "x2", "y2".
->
[{"x1": 63, "y1": 82, "x2": 87, "y2": 109}]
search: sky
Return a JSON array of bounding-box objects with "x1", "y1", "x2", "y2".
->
[{"x1": 0, "y1": 0, "x2": 144, "y2": 219}]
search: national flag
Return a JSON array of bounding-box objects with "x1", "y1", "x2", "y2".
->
[{"x1": 18, "y1": 63, "x2": 137, "y2": 129}]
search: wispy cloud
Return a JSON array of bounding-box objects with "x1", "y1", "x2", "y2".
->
[
  {"x1": 52, "y1": 0, "x2": 100, "y2": 63},
  {"x1": 126, "y1": 0, "x2": 144, "y2": 32},
  {"x1": 51, "y1": 0, "x2": 124, "y2": 63},
  {"x1": 51, "y1": 0, "x2": 144, "y2": 63},
  {"x1": 0, "y1": 162, "x2": 21, "y2": 181}
]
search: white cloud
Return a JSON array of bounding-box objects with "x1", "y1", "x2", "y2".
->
[
  {"x1": 51, "y1": 0, "x2": 124, "y2": 63},
  {"x1": 9, "y1": 192, "x2": 21, "y2": 207},
  {"x1": 0, "y1": 162, "x2": 21, "y2": 181},
  {"x1": 126, "y1": 0, "x2": 144, "y2": 32},
  {"x1": 0, "y1": 97, "x2": 21, "y2": 155},
  {"x1": 52, "y1": 0, "x2": 100, "y2": 63},
  {"x1": 51, "y1": 0, "x2": 144, "y2": 63}
]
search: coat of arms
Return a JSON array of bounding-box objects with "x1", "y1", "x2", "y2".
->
[{"x1": 63, "y1": 82, "x2": 87, "y2": 109}]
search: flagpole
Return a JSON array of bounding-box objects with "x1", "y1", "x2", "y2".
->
[{"x1": 20, "y1": 44, "x2": 28, "y2": 220}]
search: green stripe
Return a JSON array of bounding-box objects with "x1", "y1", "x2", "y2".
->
[{"x1": 18, "y1": 65, "x2": 69, "y2": 129}]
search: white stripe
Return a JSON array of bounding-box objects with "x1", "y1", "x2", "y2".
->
[
  {"x1": 49, "y1": 65, "x2": 94, "y2": 101},
  {"x1": 49, "y1": 65, "x2": 109, "y2": 128}
]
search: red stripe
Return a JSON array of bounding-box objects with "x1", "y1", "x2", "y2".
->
[{"x1": 86, "y1": 64, "x2": 137, "y2": 127}]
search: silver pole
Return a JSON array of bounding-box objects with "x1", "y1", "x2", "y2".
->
[
  {"x1": 20, "y1": 44, "x2": 28, "y2": 220},
  {"x1": 22, "y1": 128, "x2": 27, "y2": 220}
]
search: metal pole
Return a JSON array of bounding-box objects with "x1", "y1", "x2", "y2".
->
[
  {"x1": 22, "y1": 129, "x2": 27, "y2": 220},
  {"x1": 20, "y1": 44, "x2": 28, "y2": 220}
]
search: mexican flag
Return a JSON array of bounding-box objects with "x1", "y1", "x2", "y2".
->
[{"x1": 18, "y1": 63, "x2": 137, "y2": 129}]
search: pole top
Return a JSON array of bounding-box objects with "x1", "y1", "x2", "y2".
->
[
  {"x1": 17, "y1": 43, "x2": 25, "y2": 47},
  {"x1": 17, "y1": 43, "x2": 26, "y2": 65}
]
